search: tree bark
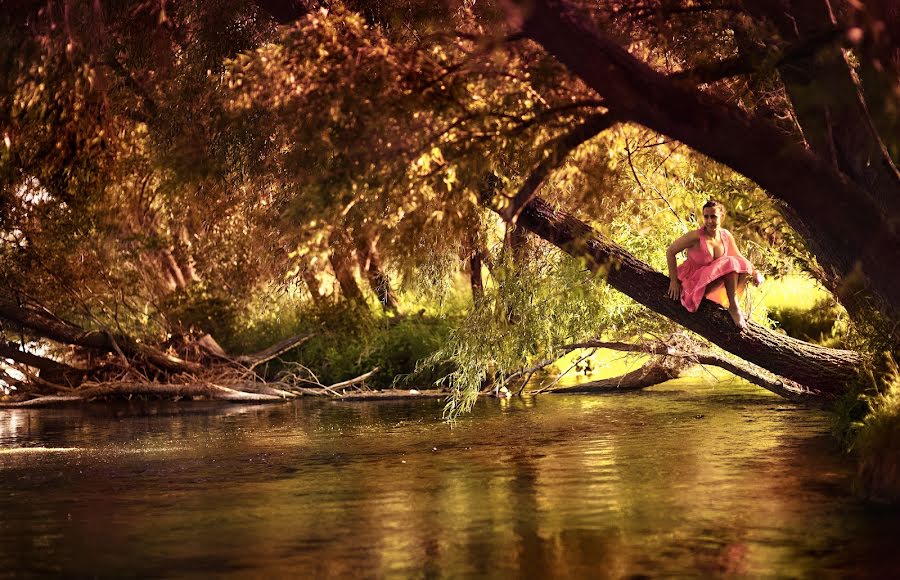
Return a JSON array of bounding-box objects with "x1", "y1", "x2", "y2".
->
[
  {"x1": 488, "y1": 193, "x2": 862, "y2": 399},
  {"x1": 743, "y1": 0, "x2": 900, "y2": 217},
  {"x1": 328, "y1": 231, "x2": 366, "y2": 306},
  {"x1": 356, "y1": 235, "x2": 399, "y2": 313},
  {"x1": 520, "y1": 0, "x2": 900, "y2": 324},
  {"x1": 547, "y1": 361, "x2": 681, "y2": 393}
]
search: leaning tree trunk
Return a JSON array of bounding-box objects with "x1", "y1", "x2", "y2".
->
[
  {"x1": 489, "y1": 194, "x2": 863, "y2": 400},
  {"x1": 744, "y1": 0, "x2": 900, "y2": 217}
]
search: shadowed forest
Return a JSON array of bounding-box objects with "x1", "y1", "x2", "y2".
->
[{"x1": 1, "y1": 0, "x2": 899, "y2": 502}]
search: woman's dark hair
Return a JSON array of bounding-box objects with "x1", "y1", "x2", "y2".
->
[{"x1": 702, "y1": 199, "x2": 725, "y2": 213}]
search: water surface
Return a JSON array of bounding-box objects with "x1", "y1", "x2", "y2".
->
[{"x1": 1, "y1": 379, "x2": 898, "y2": 578}]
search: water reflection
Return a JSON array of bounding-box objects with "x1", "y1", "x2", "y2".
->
[{"x1": 1, "y1": 386, "x2": 899, "y2": 577}]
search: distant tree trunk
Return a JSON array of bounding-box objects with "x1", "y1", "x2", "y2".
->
[
  {"x1": 469, "y1": 248, "x2": 485, "y2": 302},
  {"x1": 486, "y1": 193, "x2": 863, "y2": 401},
  {"x1": 301, "y1": 268, "x2": 326, "y2": 306},
  {"x1": 329, "y1": 232, "x2": 366, "y2": 306},
  {"x1": 506, "y1": 223, "x2": 529, "y2": 268},
  {"x1": 356, "y1": 235, "x2": 399, "y2": 313}
]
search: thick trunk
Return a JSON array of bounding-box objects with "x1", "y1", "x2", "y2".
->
[
  {"x1": 521, "y1": 0, "x2": 900, "y2": 323},
  {"x1": 493, "y1": 194, "x2": 862, "y2": 399},
  {"x1": 743, "y1": 0, "x2": 900, "y2": 216},
  {"x1": 328, "y1": 232, "x2": 366, "y2": 306},
  {"x1": 356, "y1": 235, "x2": 399, "y2": 313}
]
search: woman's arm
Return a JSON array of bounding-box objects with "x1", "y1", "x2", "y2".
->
[
  {"x1": 666, "y1": 230, "x2": 698, "y2": 299},
  {"x1": 723, "y1": 229, "x2": 747, "y2": 260}
]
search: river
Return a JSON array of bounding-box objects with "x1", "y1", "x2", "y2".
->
[{"x1": 1, "y1": 378, "x2": 898, "y2": 578}]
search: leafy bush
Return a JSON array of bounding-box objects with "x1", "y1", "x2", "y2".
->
[
  {"x1": 161, "y1": 283, "x2": 243, "y2": 344},
  {"x1": 224, "y1": 288, "x2": 456, "y2": 388},
  {"x1": 854, "y1": 354, "x2": 900, "y2": 503},
  {"x1": 768, "y1": 298, "x2": 848, "y2": 346},
  {"x1": 278, "y1": 305, "x2": 455, "y2": 388}
]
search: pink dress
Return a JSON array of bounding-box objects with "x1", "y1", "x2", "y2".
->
[{"x1": 677, "y1": 227, "x2": 755, "y2": 312}]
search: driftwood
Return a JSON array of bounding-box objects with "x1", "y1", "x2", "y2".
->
[
  {"x1": 546, "y1": 361, "x2": 681, "y2": 393},
  {"x1": 495, "y1": 333, "x2": 824, "y2": 404},
  {"x1": 0, "y1": 296, "x2": 325, "y2": 405},
  {"x1": 235, "y1": 334, "x2": 312, "y2": 369}
]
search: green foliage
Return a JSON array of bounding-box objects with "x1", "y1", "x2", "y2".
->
[
  {"x1": 276, "y1": 305, "x2": 454, "y2": 388},
  {"x1": 225, "y1": 287, "x2": 454, "y2": 388},
  {"x1": 161, "y1": 283, "x2": 243, "y2": 345},
  {"x1": 853, "y1": 354, "x2": 900, "y2": 503},
  {"x1": 768, "y1": 298, "x2": 849, "y2": 347},
  {"x1": 430, "y1": 243, "x2": 667, "y2": 417}
]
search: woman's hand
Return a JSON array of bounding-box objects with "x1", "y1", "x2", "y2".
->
[
  {"x1": 667, "y1": 278, "x2": 682, "y2": 300},
  {"x1": 751, "y1": 270, "x2": 765, "y2": 287}
]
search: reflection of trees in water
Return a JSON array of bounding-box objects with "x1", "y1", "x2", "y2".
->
[{"x1": 0, "y1": 396, "x2": 877, "y2": 577}]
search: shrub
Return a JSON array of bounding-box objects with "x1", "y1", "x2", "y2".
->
[{"x1": 855, "y1": 354, "x2": 900, "y2": 503}]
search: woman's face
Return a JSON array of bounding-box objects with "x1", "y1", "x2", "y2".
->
[{"x1": 702, "y1": 206, "x2": 722, "y2": 229}]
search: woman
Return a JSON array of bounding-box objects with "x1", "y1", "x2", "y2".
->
[{"x1": 666, "y1": 200, "x2": 763, "y2": 329}]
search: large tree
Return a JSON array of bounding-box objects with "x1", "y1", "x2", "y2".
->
[{"x1": 1, "y1": 0, "x2": 897, "y2": 408}]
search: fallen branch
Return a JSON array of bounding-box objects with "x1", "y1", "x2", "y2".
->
[
  {"x1": 552, "y1": 337, "x2": 822, "y2": 404},
  {"x1": 73, "y1": 381, "x2": 284, "y2": 402},
  {"x1": 328, "y1": 367, "x2": 379, "y2": 390},
  {"x1": 0, "y1": 395, "x2": 83, "y2": 408},
  {"x1": 545, "y1": 361, "x2": 681, "y2": 393},
  {"x1": 236, "y1": 334, "x2": 313, "y2": 369}
]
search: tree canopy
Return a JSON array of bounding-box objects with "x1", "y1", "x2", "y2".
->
[{"x1": 0, "y1": 0, "x2": 897, "y2": 414}]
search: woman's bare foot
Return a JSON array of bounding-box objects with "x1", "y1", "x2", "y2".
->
[{"x1": 728, "y1": 305, "x2": 747, "y2": 329}]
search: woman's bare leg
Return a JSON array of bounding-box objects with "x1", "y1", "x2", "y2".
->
[
  {"x1": 724, "y1": 272, "x2": 746, "y2": 328},
  {"x1": 737, "y1": 273, "x2": 751, "y2": 314}
]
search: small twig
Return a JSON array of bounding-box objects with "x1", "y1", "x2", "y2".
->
[
  {"x1": 326, "y1": 367, "x2": 380, "y2": 391},
  {"x1": 532, "y1": 349, "x2": 598, "y2": 394}
]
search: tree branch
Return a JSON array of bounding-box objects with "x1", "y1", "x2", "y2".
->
[{"x1": 504, "y1": 112, "x2": 618, "y2": 223}]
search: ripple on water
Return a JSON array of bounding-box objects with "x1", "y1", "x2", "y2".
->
[{"x1": 0, "y1": 391, "x2": 898, "y2": 578}]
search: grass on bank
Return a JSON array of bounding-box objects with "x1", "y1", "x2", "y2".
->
[{"x1": 217, "y1": 273, "x2": 848, "y2": 392}]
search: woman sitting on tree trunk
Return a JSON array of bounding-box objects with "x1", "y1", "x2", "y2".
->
[{"x1": 666, "y1": 200, "x2": 764, "y2": 329}]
